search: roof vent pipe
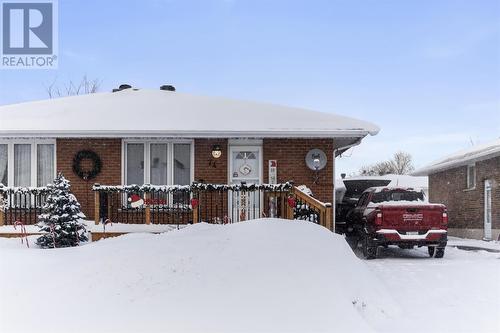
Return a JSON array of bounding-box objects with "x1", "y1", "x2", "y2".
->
[
  {"x1": 119, "y1": 84, "x2": 132, "y2": 90},
  {"x1": 112, "y1": 84, "x2": 132, "y2": 92},
  {"x1": 160, "y1": 85, "x2": 176, "y2": 92}
]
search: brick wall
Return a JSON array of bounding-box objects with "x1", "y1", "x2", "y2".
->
[
  {"x1": 194, "y1": 139, "x2": 228, "y2": 183},
  {"x1": 263, "y1": 139, "x2": 334, "y2": 203},
  {"x1": 429, "y1": 156, "x2": 500, "y2": 230},
  {"x1": 54, "y1": 138, "x2": 335, "y2": 222},
  {"x1": 56, "y1": 139, "x2": 122, "y2": 219}
]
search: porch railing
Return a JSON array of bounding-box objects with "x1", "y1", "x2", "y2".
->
[
  {"x1": 0, "y1": 184, "x2": 50, "y2": 225},
  {"x1": 93, "y1": 182, "x2": 334, "y2": 231}
]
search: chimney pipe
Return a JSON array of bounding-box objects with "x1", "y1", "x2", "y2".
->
[{"x1": 160, "y1": 85, "x2": 176, "y2": 92}]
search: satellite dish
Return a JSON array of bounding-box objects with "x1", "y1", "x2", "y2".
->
[{"x1": 305, "y1": 149, "x2": 327, "y2": 171}]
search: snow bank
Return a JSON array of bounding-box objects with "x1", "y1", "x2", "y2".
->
[{"x1": 0, "y1": 219, "x2": 398, "y2": 333}]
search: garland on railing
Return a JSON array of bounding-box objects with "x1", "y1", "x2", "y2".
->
[
  {"x1": 190, "y1": 182, "x2": 294, "y2": 192},
  {"x1": 92, "y1": 184, "x2": 191, "y2": 193},
  {"x1": 0, "y1": 184, "x2": 50, "y2": 195},
  {"x1": 92, "y1": 182, "x2": 294, "y2": 193}
]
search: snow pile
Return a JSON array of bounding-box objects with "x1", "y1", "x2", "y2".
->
[{"x1": 0, "y1": 219, "x2": 398, "y2": 333}]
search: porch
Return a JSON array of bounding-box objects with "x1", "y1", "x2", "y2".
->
[{"x1": 0, "y1": 182, "x2": 333, "y2": 239}]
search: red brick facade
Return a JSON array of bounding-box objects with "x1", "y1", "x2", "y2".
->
[
  {"x1": 54, "y1": 138, "x2": 335, "y2": 219},
  {"x1": 194, "y1": 139, "x2": 228, "y2": 183},
  {"x1": 429, "y1": 156, "x2": 500, "y2": 237},
  {"x1": 263, "y1": 139, "x2": 334, "y2": 203},
  {"x1": 56, "y1": 139, "x2": 122, "y2": 219}
]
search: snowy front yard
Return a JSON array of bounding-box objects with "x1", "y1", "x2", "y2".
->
[{"x1": 0, "y1": 219, "x2": 499, "y2": 333}]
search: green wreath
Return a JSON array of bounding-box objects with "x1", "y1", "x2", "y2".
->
[{"x1": 72, "y1": 150, "x2": 102, "y2": 180}]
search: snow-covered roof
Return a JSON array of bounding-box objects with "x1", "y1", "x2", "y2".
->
[
  {"x1": 340, "y1": 174, "x2": 428, "y2": 189},
  {"x1": 413, "y1": 139, "x2": 500, "y2": 176},
  {"x1": 0, "y1": 88, "x2": 379, "y2": 138}
]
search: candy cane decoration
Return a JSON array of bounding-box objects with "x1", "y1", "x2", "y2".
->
[
  {"x1": 13, "y1": 221, "x2": 29, "y2": 248},
  {"x1": 103, "y1": 219, "x2": 112, "y2": 234}
]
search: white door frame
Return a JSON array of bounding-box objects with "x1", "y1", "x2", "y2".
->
[
  {"x1": 228, "y1": 145, "x2": 263, "y2": 222},
  {"x1": 484, "y1": 179, "x2": 493, "y2": 240}
]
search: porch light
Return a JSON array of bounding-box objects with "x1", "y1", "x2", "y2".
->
[{"x1": 211, "y1": 145, "x2": 222, "y2": 159}]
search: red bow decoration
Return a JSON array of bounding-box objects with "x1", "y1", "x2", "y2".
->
[{"x1": 190, "y1": 198, "x2": 199, "y2": 208}]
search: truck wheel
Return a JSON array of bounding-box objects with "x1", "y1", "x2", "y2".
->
[
  {"x1": 428, "y1": 246, "x2": 435, "y2": 257},
  {"x1": 362, "y1": 234, "x2": 377, "y2": 259},
  {"x1": 434, "y1": 247, "x2": 445, "y2": 258}
]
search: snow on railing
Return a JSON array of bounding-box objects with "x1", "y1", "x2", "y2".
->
[{"x1": 0, "y1": 184, "x2": 50, "y2": 226}]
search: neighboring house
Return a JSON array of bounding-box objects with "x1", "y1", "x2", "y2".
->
[
  {"x1": 413, "y1": 139, "x2": 500, "y2": 240},
  {"x1": 0, "y1": 85, "x2": 379, "y2": 222}
]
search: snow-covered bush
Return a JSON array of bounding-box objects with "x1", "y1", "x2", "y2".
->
[{"x1": 36, "y1": 173, "x2": 87, "y2": 248}]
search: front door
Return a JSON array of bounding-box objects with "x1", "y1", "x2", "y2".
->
[
  {"x1": 229, "y1": 146, "x2": 262, "y2": 222},
  {"x1": 484, "y1": 179, "x2": 493, "y2": 240}
]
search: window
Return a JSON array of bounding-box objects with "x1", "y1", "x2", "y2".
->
[
  {"x1": 0, "y1": 140, "x2": 55, "y2": 187},
  {"x1": 150, "y1": 144, "x2": 168, "y2": 185},
  {"x1": 466, "y1": 164, "x2": 476, "y2": 189},
  {"x1": 371, "y1": 189, "x2": 424, "y2": 203},
  {"x1": 126, "y1": 143, "x2": 145, "y2": 185},
  {"x1": 37, "y1": 144, "x2": 55, "y2": 187},
  {"x1": 124, "y1": 140, "x2": 192, "y2": 185},
  {"x1": 0, "y1": 144, "x2": 7, "y2": 185},
  {"x1": 357, "y1": 193, "x2": 369, "y2": 207},
  {"x1": 14, "y1": 144, "x2": 31, "y2": 187},
  {"x1": 173, "y1": 144, "x2": 191, "y2": 185}
]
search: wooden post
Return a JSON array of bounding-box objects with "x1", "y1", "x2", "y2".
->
[
  {"x1": 0, "y1": 192, "x2": 4, "y2": 226},
  {"x1": 193, "y1": 204, "x2": 199, "y2": 224},
  {"x1": 286, "y1": 191, "x2": 294, "y2": 220},
  {"x1": 94, "y1": 186, "x2": 100, "y2": 225},
  {"x1": 107, "y1": 193, "x2": 112, "y2": 223},
  {"x1": 144, "y1": 192, "x2": 151, "y2": 225},
  {"x1": 325, "y1": 204, "x2": 333, "y2": 231}
]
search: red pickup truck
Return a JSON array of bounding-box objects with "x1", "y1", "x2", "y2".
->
[{"x1": 347, "y1": 187, "x2": 448, "y2": 259}]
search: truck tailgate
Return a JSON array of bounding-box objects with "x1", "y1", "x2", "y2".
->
[{"x1": 379, "y1": 204, "x2": 444, "y2": 231}]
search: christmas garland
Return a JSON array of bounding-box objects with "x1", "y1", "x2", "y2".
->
[
  {"x1": 92, "y1": 182, "x2": 294, "y2": 193},
  {"x1": 72, "y1": 150, "x2": 102, "y2": 180},
  {"x1": 0, "y1": 184, "x2": 50, "y2": 194}
]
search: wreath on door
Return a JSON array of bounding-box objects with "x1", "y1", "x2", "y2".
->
[{"x1": 72, "y1": 150, "x2": 102, "y2": 180}]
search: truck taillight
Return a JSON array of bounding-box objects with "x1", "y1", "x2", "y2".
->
[
  {"x1": 442, "y1": 212, "x2": 448, "y2": 225},
  {"x1": 375, "y1": 212, "x2": 383, "y2": 225}
]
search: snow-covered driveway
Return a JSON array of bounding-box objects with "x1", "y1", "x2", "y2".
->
[{"x1": 361, "y1": 241, "x2": 500, "y2": 333}]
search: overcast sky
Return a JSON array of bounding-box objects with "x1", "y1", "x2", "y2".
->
[{"x1": 0, "y1": 0, "x2": 499, "y2": 176}]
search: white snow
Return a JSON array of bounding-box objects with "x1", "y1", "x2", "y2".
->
[
  {"x1": 0, "y1": 89, "x2": 379, "y2": 138},
  {"x1": 342, "y1": 174, "x2": 429, "y2": 190},
  {"x1": 91, "y1": 221, "x2": 182, "y2": 233},
  {"x1": 367, "y1": 200, "x2": 433, "y2": 207},
  {"x1": 0, "y1": 220, "x2": 181, "y2": 234},
  {"x1": 336, "y1": 174, "x2": 429, "y2": 202},
  {"x1": 413, "y1": 138, "x2": 500, "y2": 175},
  {"x1": 1, "y1": 219, "x2": 499, "y2": 333},
  {"x1": 360, "y1": 243, "x2": 500, "y2": 333},
  {"x1": 0, "y1": 219, "x2": 398, "y2": 333}
]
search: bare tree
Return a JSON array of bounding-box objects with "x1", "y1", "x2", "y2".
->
[
  {"x1": 389, "y1": 151, "x2": 415, "y2": 175},
  {"x1": 359, "y1": 151, "x2": 414, "y2": 176},
  {"x1": 45, "y1": 75, "x2": 101, "y2": 98}
]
